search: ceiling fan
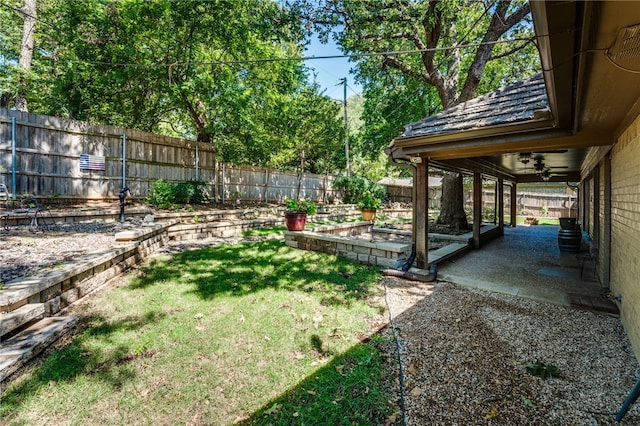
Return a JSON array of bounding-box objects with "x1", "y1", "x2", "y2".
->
[
  {"x1": 518, "y1": 154, "x2": 569, "y2": 174},
  {"x1": 540, "y1": 169, "x2": 569, "y2": 182}
]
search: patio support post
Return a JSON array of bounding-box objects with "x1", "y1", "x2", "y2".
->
[
  {"x1": 415, "y1": 158, "x2": 429, "y2": 268},
  {"x1": 510, "y1": 183, "x2": 517, "y2": 227},
  {"x1": 473, "y1": 172, "x2": 482, "y2": 249},
  {"x1": 493, "y1": 181, "x2": 498, "y2": 225},
  {"x1": 498, "y1": 178, "x2": 504, "y2": 235}
]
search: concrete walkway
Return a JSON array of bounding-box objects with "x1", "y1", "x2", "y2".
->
[{"x1": 436, "y1": 225, "x2": 617, "y2": 313}]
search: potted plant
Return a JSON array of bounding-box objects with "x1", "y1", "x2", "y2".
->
[
  {"x1": 284, "y1": 199, "x2": 317, "y2": 231},
  {"x1": 358, "y1": 190, "x2": 382, "y2": 221}
]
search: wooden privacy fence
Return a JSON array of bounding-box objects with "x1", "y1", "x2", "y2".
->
[
  {"x1": 465, "y1": 189, "x2": 579, "y2": 218},
  {"x1": 0, "y1": 109, "x2": 339, "y2": 204}
]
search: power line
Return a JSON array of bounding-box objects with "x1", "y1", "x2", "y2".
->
[
  {"x1": 0, "y1": 0, "x2": 61, "y2": 31},
  {"x1": 69, "y1": 36, "x2": 535, "y2": 69}
]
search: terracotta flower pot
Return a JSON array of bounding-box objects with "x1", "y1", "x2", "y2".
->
[
  {"x1": 361, "y1": 209, "x2": 377, "y2": 221},
  {"x1": 285, "y1": 212, "x2": 307, "y2": 231}
]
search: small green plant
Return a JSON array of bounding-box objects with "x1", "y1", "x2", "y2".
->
[
  {"x1": 526, "y1": 361, "x2": 561, "y2": 379},
  {"x1": 358, "y1": 190, "x2": 382, "y2": 210},
  {"x1": 541, "y1": 201, "x2": 549, "y2": 217},
  {"x1": 285, "y1": 199, "x2": 317, "y2": 215}
]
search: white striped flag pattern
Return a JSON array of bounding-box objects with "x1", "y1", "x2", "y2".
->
[{"x1": 79, "y1": 154, "x2": 106, "y2": 171}]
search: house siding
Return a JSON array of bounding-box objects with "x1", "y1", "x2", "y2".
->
[{"x1": 611, "y1": 112, "x2": 640, "y2": 357}]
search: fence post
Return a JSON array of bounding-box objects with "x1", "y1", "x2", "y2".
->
[
  {"x1": 264, "y1": 167, "x2": 269, "y2": 203},
  {"x1": 221, "y1": 162, "x2": 226, "y2": 204},
  {"x1": 121, "y1": 132, "x2": 127, "y2": 190},
  {"x1": 195, "y1": 142, "x2": 199, "y2": 181},
  {"x1": 11, "y1": 116, "x2": 16, "y2": 197}
]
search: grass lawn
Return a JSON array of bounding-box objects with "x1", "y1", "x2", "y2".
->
[
  {"x1": 1, "y1": 240, "x2": 399, "y2": 425},
  {"x1": 515, "y1": 216, "x2": 560, "y2": 226}
]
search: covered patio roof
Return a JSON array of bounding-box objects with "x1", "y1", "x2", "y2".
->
[{"x1": 386, "y1": 0, "x2": 640, "y2": 184}]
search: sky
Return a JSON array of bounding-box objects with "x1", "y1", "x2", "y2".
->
[{"x1": 303, "y1": 32, "x2": 362, "y2": 100}]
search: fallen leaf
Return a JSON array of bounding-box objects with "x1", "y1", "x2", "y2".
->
[
  {"x1": 264, "y1": 403, "x2": 281, "y2": 415},
  {"x1": 264, "y1": 335, "x2": 271, "y2": 341},
  {"x1": 386, "y1": 413, "x2": 398, "y2": 425},
  {"x1": 193, "y1": 313, "x2": 204, "y2": 320},
  {"x1": 239, "y1": 315, "x2": 245, "y2": 323},
  {"x1": 335, "y1": 365, "x2": 345, "y2": 373},
  {"x1": 521, "y1": 396, "x2": 536, "y2": 409},
  {"x1": 307, "y1": 390, "x2": 316, "y2": 395},
  {"x1": 485, "y1": 404, "x2": 503, "y2": 420},
  {"x1": 293, "y1": 412, "x2": 299, "y2": 417},
  {"x1": 410, "y1": 387, "x2": 424, "y2": 397}
]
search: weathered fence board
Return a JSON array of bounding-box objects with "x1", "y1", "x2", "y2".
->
[{"x1": 0, "y1": 109, "x2": 339, "y2": 204}]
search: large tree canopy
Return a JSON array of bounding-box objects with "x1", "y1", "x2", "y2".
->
[
  {"x1": 292, "y1": 0, "x2": 539, "y2": 159},
  {"x1": 0, "y1": 0, "x2": 346, "y2": 173},
  {"x1": 292, "y1": 0, "x2": 539, "y2": 228}
]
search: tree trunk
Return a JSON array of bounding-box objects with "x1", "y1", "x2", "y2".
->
[
  {"x1": 16, "y1": 0, "x2": 37, "y2": 112},
  {"x1": 436, "y1": 173, "x2": 469, "y2": 230}
]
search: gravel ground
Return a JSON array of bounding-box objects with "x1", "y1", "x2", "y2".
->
[
  {"x1": 2, "y1": 223, "x2": 640, "y2": 425},
  {"x1": 0, "y1": 222, "x2": 124, "y2": 283},
  {"x1": 380, "y1": 278, "x2": 640, "y2": 425}
]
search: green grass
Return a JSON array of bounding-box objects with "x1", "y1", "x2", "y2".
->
[
  {"x1": 0, "y1": 240, "x2": 398, "y2": 425},
  {"x1": 242, "y1": 225, "x2": 288, "y2": 237},
  {"x1": 515, "y1": 216, "x2": 560, "y2": 226}
]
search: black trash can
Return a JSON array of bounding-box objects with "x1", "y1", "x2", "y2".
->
[{"x1": 558, "y1": 221, "x2": 582, "y2": 253}]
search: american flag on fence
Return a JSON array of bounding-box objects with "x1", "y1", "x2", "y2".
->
[{"x1": 79, "y1": 154, "x2": 106, "y2": 171}]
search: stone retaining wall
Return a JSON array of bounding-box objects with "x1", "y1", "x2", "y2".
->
[
  {"x1": 284, "y1": 223, "x2": 411, "y2": 268},
  {"x1": 0, "y1": 222, "x2": 171, "y2": 317}
]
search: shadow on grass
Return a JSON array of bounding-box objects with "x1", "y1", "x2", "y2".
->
[
  {"x1": 0, "y1": 310, "x2": 165, "y2": 418},
  {"x1": 238, "y1": 339, "x2": 400, "y2": 426},
  {"x1": 129, "y1": 239, "x2": 379, "y2": 305}
]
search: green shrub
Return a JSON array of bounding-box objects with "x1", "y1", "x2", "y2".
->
[
  {"x1": 147, "y1": 179, "x2": 175, "y2": 209},
  {"x1": 174, "y1": 180, "x2": 207, "y2": 204},
  {"x1": 334, "y1": 176, "x2": 385, "y2": 205}
]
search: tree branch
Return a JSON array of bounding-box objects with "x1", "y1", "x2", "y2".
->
[
  {"x1": 459, "y1": 1, "x2": 531, "y2": 104},
  {"x1": 490, "y1": 38, "x2": 535, "y2": 61},
  {"x1": 382, "y1": 54, "x2": 431, "y2": 85}
]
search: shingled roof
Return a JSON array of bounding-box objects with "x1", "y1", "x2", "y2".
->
[{"x1": 398, "y1": 73, "x2": 549, "y2": 140}]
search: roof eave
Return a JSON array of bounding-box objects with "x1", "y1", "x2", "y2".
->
[{"x1": 391, "y1": 118, "x2": 557, "y2": 150}]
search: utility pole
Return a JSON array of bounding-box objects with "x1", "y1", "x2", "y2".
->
[{"x1": 340, "y1": 77, "x2": 351, "y2": 177}]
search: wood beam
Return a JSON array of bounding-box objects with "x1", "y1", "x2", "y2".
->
[
  {"x1": 415, "y1": 158, "x2": 429, "y2": 268},
  {"x1": 498, "y1": 178, "x2": 505, "y2": 235},
  {"x1": 473, "y1": 172, "x2": 482, "y2": 249},
  {"x1": 510, "y1": 183, "x2": 517, "y2": 227},
  {"x1": 393, "y1": 130, "x2": 612, "y2": 162}
]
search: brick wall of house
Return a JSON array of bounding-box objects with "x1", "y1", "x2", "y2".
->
[{"x1": 610, "y1": 112, "x2": 640, "y2": 357}]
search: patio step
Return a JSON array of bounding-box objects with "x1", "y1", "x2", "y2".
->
[
  {"x1": 0, "y1": 316, "x2": 77, "y2": 383},
  {"x1": 428, "y1": 242, "x2": 471, "y2": 264},
  {"x1": 0, "y1": 303, "x2": 45, "y2": 338}
]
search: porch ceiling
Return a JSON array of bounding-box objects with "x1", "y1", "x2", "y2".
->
[{"x1": 387, "y1": 1, "x2": 640, "y2": 184}]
